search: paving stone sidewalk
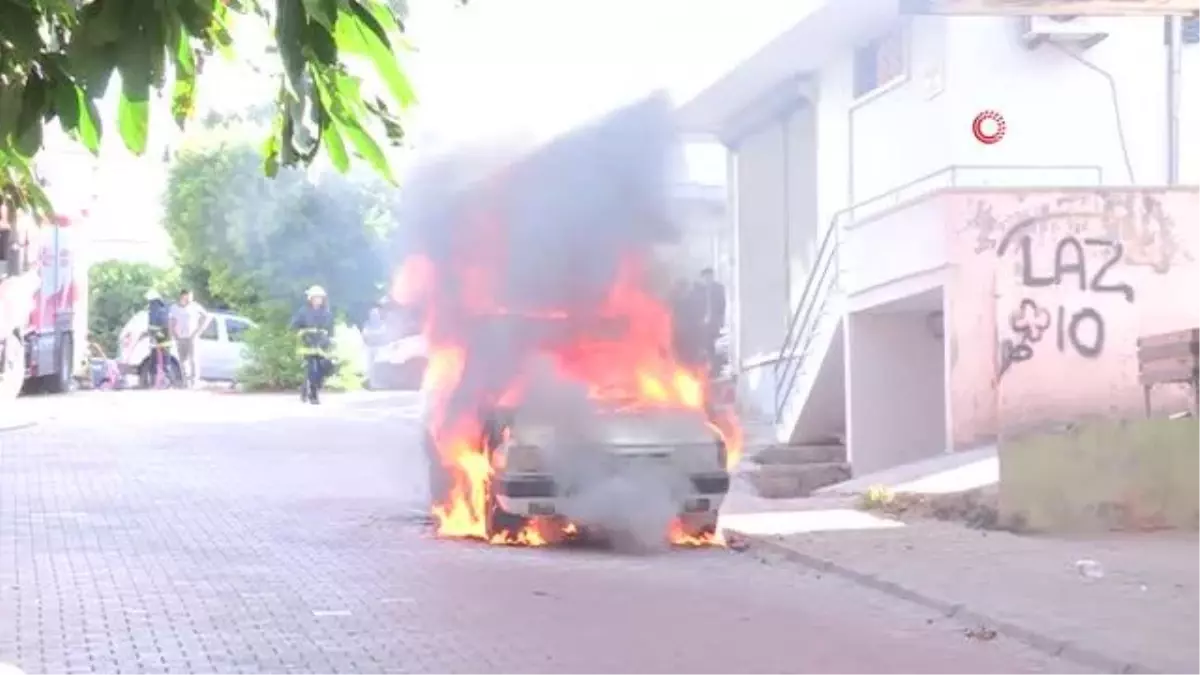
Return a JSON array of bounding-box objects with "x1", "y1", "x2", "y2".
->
[{"x1": 730, "y1": 519, "x2": 1199, "y2": 674}]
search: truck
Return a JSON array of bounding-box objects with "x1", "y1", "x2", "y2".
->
[{"x1": 1, "y1": 206, "x2": 88, "y2": 400}]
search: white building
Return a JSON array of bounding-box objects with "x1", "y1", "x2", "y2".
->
[{"x1": 678, "y1": 2, "x2": 1199, "y2": 485}]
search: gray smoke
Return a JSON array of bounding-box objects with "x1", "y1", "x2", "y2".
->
[{"x1": 399, "y1": 93, "x2": 691, "y2": 551}]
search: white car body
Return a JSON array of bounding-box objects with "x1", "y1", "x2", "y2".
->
[
  {"x1": 375, "y1": 334, "x2": 427, "y2": 366},
  {"x1": 368, "y1": 334, "x2": 428, "y2": 390},
  {"x1": 117, "y1": 310, "x2": 255, "y2": 383},
  {"x1": 425, "y1": 402, "x2": 730, "y2": 539}
]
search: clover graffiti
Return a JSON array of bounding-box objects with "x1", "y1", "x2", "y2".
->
[{"x1": 998, "y1": 298, "x2": 1051, "y2": 378}]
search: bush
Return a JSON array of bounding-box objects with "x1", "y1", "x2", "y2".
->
[
  {"x1": 236, "y1": 314, "x2": 366, "y2": 393},
  {"x1": 88, "y1": 261, "x2": 179, "y2": 355}
]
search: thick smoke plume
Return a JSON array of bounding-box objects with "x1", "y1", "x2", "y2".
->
[{"x1": 400, "y1": 94, "x2": 695, "y2": 551}]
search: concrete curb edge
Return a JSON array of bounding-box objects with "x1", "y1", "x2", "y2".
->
[
  {"x1": 728, "y1": 530, "x2": 1155, "y2": 675},
  {"x1": 0, "y1": 420, "x2": 36, "y2": 433}
]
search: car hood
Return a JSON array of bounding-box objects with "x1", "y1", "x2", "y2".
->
[{"x1": 512, "y1": 407, "x2": 717, "y2": 449}]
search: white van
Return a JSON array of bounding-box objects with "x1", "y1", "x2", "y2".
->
[{"x1": 116, "y1": 310, "x2": 255, "y2": 386}]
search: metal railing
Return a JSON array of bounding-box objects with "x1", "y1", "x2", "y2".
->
[
  {"x1": 768, "y1": 163, "x2": 1104, "y2": 424},
  {"x1": 771, "y1": 211, "x2": 840, "y2": 423}
]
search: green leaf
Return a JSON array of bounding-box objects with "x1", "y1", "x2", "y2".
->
[
  {"x1": 365, "y1": 96, "x2": 404, "y2": 145},
  {"x1": 0, "y1": 2, "x2": 45, "y2": 56},
  {"x1": 364, "y1": 0, "x2": 403, "y2": 35},
  {"x1": 261, "y1": 132, "x2": 281, "y2": 177},
  {"x1": 76, "y1": 0, "x2": 127, "y2": 47},
  {"x1": 301, "y1": 0, "x2": 338, "y2": 31},
  {"x1": 311, "y1": 67, "x2": 390, "y2": 179},
  {"x1": 336, "y1": 3, "x2": 416, "y2": 108},
  {"x1": 13, "y1": 74, "x2": 49, "y2": 158},
  {"x1": 69, "y1": 41, "x2": 121, "y2": 98},
  {"x1": 117, "y1": 96, "x2": 150, "y2": 155},
  {"x1": 15, "y1": 122, "x2": 44, "y2": 159},
  {"x1": 171, "y1": 24, "x2": 198, "y2": 128},
  {"x1": 322, "y1": 119, "x2": 350, "y2": 172},
  {"x1": 176, "y1": 0, "x2": 216, "y2": 38},
  {"x1": 52, "y1": 78, "x2": 102, "y2": 154},
  {"x1": 202, "y1": 0, "x2": 236, "y2": 59},
  {"x1": 0, "y1": 78, "x2": 27, "y2": 141},
  {"x1": 116, "y1": 20, "x2": 155, "y2": 155},
  {"x1": 303, "y1": 18, "x2": 339, "y2": 66}
]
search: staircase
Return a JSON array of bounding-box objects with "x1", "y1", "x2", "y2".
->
[{"x1": 739, "y1": 215, "x2": 850, "y2": 498}]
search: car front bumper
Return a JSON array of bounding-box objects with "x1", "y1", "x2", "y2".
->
[{"x1": 494, "y1": 470, "x2": 731, "y2": 517}]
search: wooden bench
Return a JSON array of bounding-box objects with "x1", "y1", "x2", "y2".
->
[{"x1": 1137, "y1": 328, "x2": 1199, "y2": 416}]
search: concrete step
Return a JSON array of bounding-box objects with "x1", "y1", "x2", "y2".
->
[
  {"x1": 750, "y1": 443, "x2": 846, "y2": 465},
  {"x1": 741, "y1": 462, "x2": 852, "y2": 499}
]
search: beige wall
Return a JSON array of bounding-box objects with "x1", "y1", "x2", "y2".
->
[{"x1": 944, "y1": 188, "x2": 1200, "y2": 449}]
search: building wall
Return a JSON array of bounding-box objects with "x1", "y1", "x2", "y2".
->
[
  {"x1": 785, "y1": 106, "x2": 819, "y2": 306},
  {"x1": 710, "y1": 13, "x2": 1197, "y2": 438},
  {"x1": 845, "y1": 16, "x2": 954, "y2": 204},
  {"x1": 729, "y1": 101, "x2": 820, "y2": 363},
  {"x1": 733, "y1": 124, "x2": 789, "y2": 360},
  {"x1": 846, "y1": 307, "x2": 947, "y2": 474},
  {"x1": 945, "y1": 187, "x2": 1200, "y2": 450},
  {"x1": 946, "y1": 16, "x2": 1187, "y2": 187},
  {"x1": 811, "y1": 14, "x2": 1196, "y2": 221}
]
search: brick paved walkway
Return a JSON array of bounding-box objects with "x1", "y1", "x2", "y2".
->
[
  {"x1": 727, "y1": 515, "x2": 1199, "y2": 673},
  {"x1": 2, "y1": 391, "x2": 1091, "y2": 673}
]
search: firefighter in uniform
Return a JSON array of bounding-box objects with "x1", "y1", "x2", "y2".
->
[
  {"x1": 144, "y1": 289, "x2": 173, "y2": 387},
  {"x1": 290, "y1": 285, "x2": 334, "y2": 404}
]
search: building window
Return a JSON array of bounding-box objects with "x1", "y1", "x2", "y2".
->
[{"x1": 853, "y1": 26, "x2": 908, "y2": 99}]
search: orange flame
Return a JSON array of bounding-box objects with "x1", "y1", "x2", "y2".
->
[{"x1": 396, "y1": 247, "x2": 741, "y2": 549}]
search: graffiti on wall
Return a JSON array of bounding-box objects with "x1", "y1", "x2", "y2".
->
[
  {"x1": 966, "y1": 193, "x2": 1189, "y2": 270},
  {"x1": 994, "y1": 219, "x2": 1136, "y2": 379}
]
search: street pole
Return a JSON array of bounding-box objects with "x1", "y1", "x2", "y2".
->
[{"x1": 1165, "y1": 14, "x2": 1183, "y2": 184}]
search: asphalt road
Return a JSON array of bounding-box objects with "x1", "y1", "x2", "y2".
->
[{"x1": 0, "y1": 390, "x2": 1091, "y2": 674}]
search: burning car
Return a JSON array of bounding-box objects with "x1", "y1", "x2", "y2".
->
[
  {"x1": 420, "y1": 313, "x2": 733, "y2": 543},
  {"x1": 398, "y1": 94, "x2": 742, "y2": 547}
]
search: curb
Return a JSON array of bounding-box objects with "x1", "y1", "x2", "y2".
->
[
  {"x1": 730, "y1": 530, "x2": 1156, "y2": 675},
  {"x1": 0, "y1": 419, "x2": 36, "y2": 432}
]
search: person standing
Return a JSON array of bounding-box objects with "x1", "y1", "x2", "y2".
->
[
  {"x1": 144, "y1": 290, "x2": 173, "y2": 387},
  {"x1": 670, "y1": 278, "x2": 704, "y2": 370},
  {"x1": 696, "y1": 268, "x2": 727, "y2": 376},
  {"x1": 290, "y1": 285, "x2": 335, "y2": 404},
  {"x1": 169, "y1": 288, "x2": 210, "y2": 388}
]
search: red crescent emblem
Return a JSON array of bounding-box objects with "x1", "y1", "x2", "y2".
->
[{"x1": 972, "y1": 110, "x2": 1007, "y2": 145}]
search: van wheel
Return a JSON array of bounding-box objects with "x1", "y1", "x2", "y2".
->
[
  {"x1": 44, "y1": 335, "x2": 73, "y2": 394},
  {"x1": 0, "y1": 333, "x2": 24, "y2": 401}
]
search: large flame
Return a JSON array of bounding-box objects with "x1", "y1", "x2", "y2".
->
[{"x1": 397, "y1": 250, "x2": 743, "y2": 548}]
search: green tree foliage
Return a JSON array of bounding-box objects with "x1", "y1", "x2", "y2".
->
[
  {"x1": 163, "y1": 131, "x2": 393, "y2": 388},
  {"x1": 87, "y1": 260, "x2": 179, "y2": 355},
  {"x1": 0, "y1": 0, "x2": 420, "y2": 216}
]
